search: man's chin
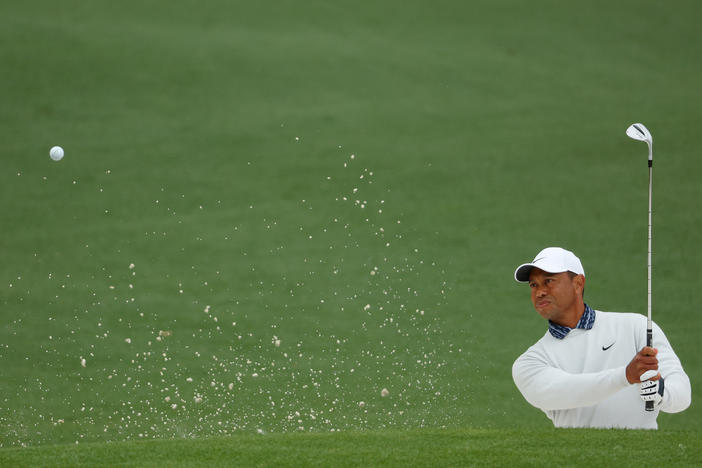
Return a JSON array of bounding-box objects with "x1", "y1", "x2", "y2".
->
[{"x1": 536, "y1": 308, "x2": 553, "y2": 320}]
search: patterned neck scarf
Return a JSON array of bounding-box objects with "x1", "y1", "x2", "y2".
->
[{"x1": 548, "y1": 303, "x2": 596, "y2": 339}]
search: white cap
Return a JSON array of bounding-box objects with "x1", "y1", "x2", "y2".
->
[{"x1": 514, "y1": 247, "x2": 585, "y2": 282}]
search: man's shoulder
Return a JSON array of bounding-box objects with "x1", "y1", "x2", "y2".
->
[
  {"x1": 595, "y1": 310, "x2": 647, "y2": 323},
  {"x1": 519, "y1": 330, "x2": 558, "y2": 357}
]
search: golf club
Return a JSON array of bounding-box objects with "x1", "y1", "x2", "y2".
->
[{"x1": 626, "y1": 122, "x2": 654, "y2": 412}]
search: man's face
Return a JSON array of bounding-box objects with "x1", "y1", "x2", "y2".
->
[{"x1": 528, "y1": 269, "x2": 583, "y2": 324}]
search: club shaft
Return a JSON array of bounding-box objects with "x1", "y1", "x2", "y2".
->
[
  {"x1": 646, "y1": 160, "x2": 654, "y2": 412},
  {"x1": 647, "y1": 162, "x2": 652, "y2": 336}
]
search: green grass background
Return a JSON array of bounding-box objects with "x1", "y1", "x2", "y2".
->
[{"x1": 1, "y1": 0, "x2": 701, "y2": 464}]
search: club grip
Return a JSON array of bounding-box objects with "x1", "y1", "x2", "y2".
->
[{"x1": 645, "y1": 329, "x2": 654, "y2": 412}]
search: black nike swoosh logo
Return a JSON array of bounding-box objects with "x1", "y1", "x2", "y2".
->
[{"x1": 602, "y1": 343, "x2": 615, "y2": 351}]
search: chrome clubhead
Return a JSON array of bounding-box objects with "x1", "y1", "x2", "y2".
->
[{"x1": 626, "y1": 123, "x2": 653, "y2": 161}]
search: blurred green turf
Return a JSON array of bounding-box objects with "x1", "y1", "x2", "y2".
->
[
  {"x1": 1, "y1": 0, "x2": 701, "y2": 449},
  {"x1": 1, "y1": 428, "x2": 701, "y2": 467}
]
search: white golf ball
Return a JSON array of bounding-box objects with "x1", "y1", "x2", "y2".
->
[
  {"x1": 50, "y1": 146, "x2": 64, "y2": 161},
  {"x1": 381, "y1": 388, "x2": 389, "y2": 397}
]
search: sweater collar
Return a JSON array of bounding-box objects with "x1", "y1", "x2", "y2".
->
[{"x1": 548, "y1": 303, "x2": 596, "y2": 339}]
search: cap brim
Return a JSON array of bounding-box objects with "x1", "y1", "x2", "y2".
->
[
  {"x1": 514, "y1": 262, "x2": 571, "y2": 282},
  {"x1": 514, "y1": 263, "x2": 535, "y2": 282}
]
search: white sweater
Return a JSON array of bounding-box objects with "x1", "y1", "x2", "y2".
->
[{"x1": 512, "y1": 310, "x2": 691, "y2": 429}]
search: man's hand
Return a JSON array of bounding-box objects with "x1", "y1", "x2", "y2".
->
[
  {"x1": 625, "y1": 346, "x2": 660, "y2": 384},
  {"x1": 641, "y1": 374, "x2": 665, "y2": 406}
]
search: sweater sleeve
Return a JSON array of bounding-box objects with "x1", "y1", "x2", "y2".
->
[
  {"x1": 653, "y1": 321, "x2": 692, "y2": 413},
  {"x1": 512, "y1": 348, "x2": 630, "y2": 411}
]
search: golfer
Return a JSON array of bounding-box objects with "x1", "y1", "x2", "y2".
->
[{"x1": 512, "y1": 247, "x2": 691, "y2": 429}]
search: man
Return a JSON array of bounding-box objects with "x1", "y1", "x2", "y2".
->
[{"x1": 512, "y1": 247, "x2": 691, "y2": 429}]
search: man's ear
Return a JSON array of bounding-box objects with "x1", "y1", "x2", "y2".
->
[{"x1": 574, "y1": 274, "x2": 585, "y2": 296}]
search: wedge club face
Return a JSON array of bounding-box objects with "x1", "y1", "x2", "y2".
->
[{"x1": 626, "y1": 123, "x2": 653, "y2": 162}]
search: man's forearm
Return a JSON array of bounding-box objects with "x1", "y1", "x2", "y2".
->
[
  {"x1": 652, "y1": 323, "x2": 692, "y2": 413},
  {"x1": 659, "y1": 370, "x2": 691, "y2": 413},
  {"x1": 513, "y1": 358, "x2": 629, "y2": 411}
]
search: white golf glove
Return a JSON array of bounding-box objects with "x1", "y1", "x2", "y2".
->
[{"x1": 640, "y1": 371, "x2": 664, "y2": 406}]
